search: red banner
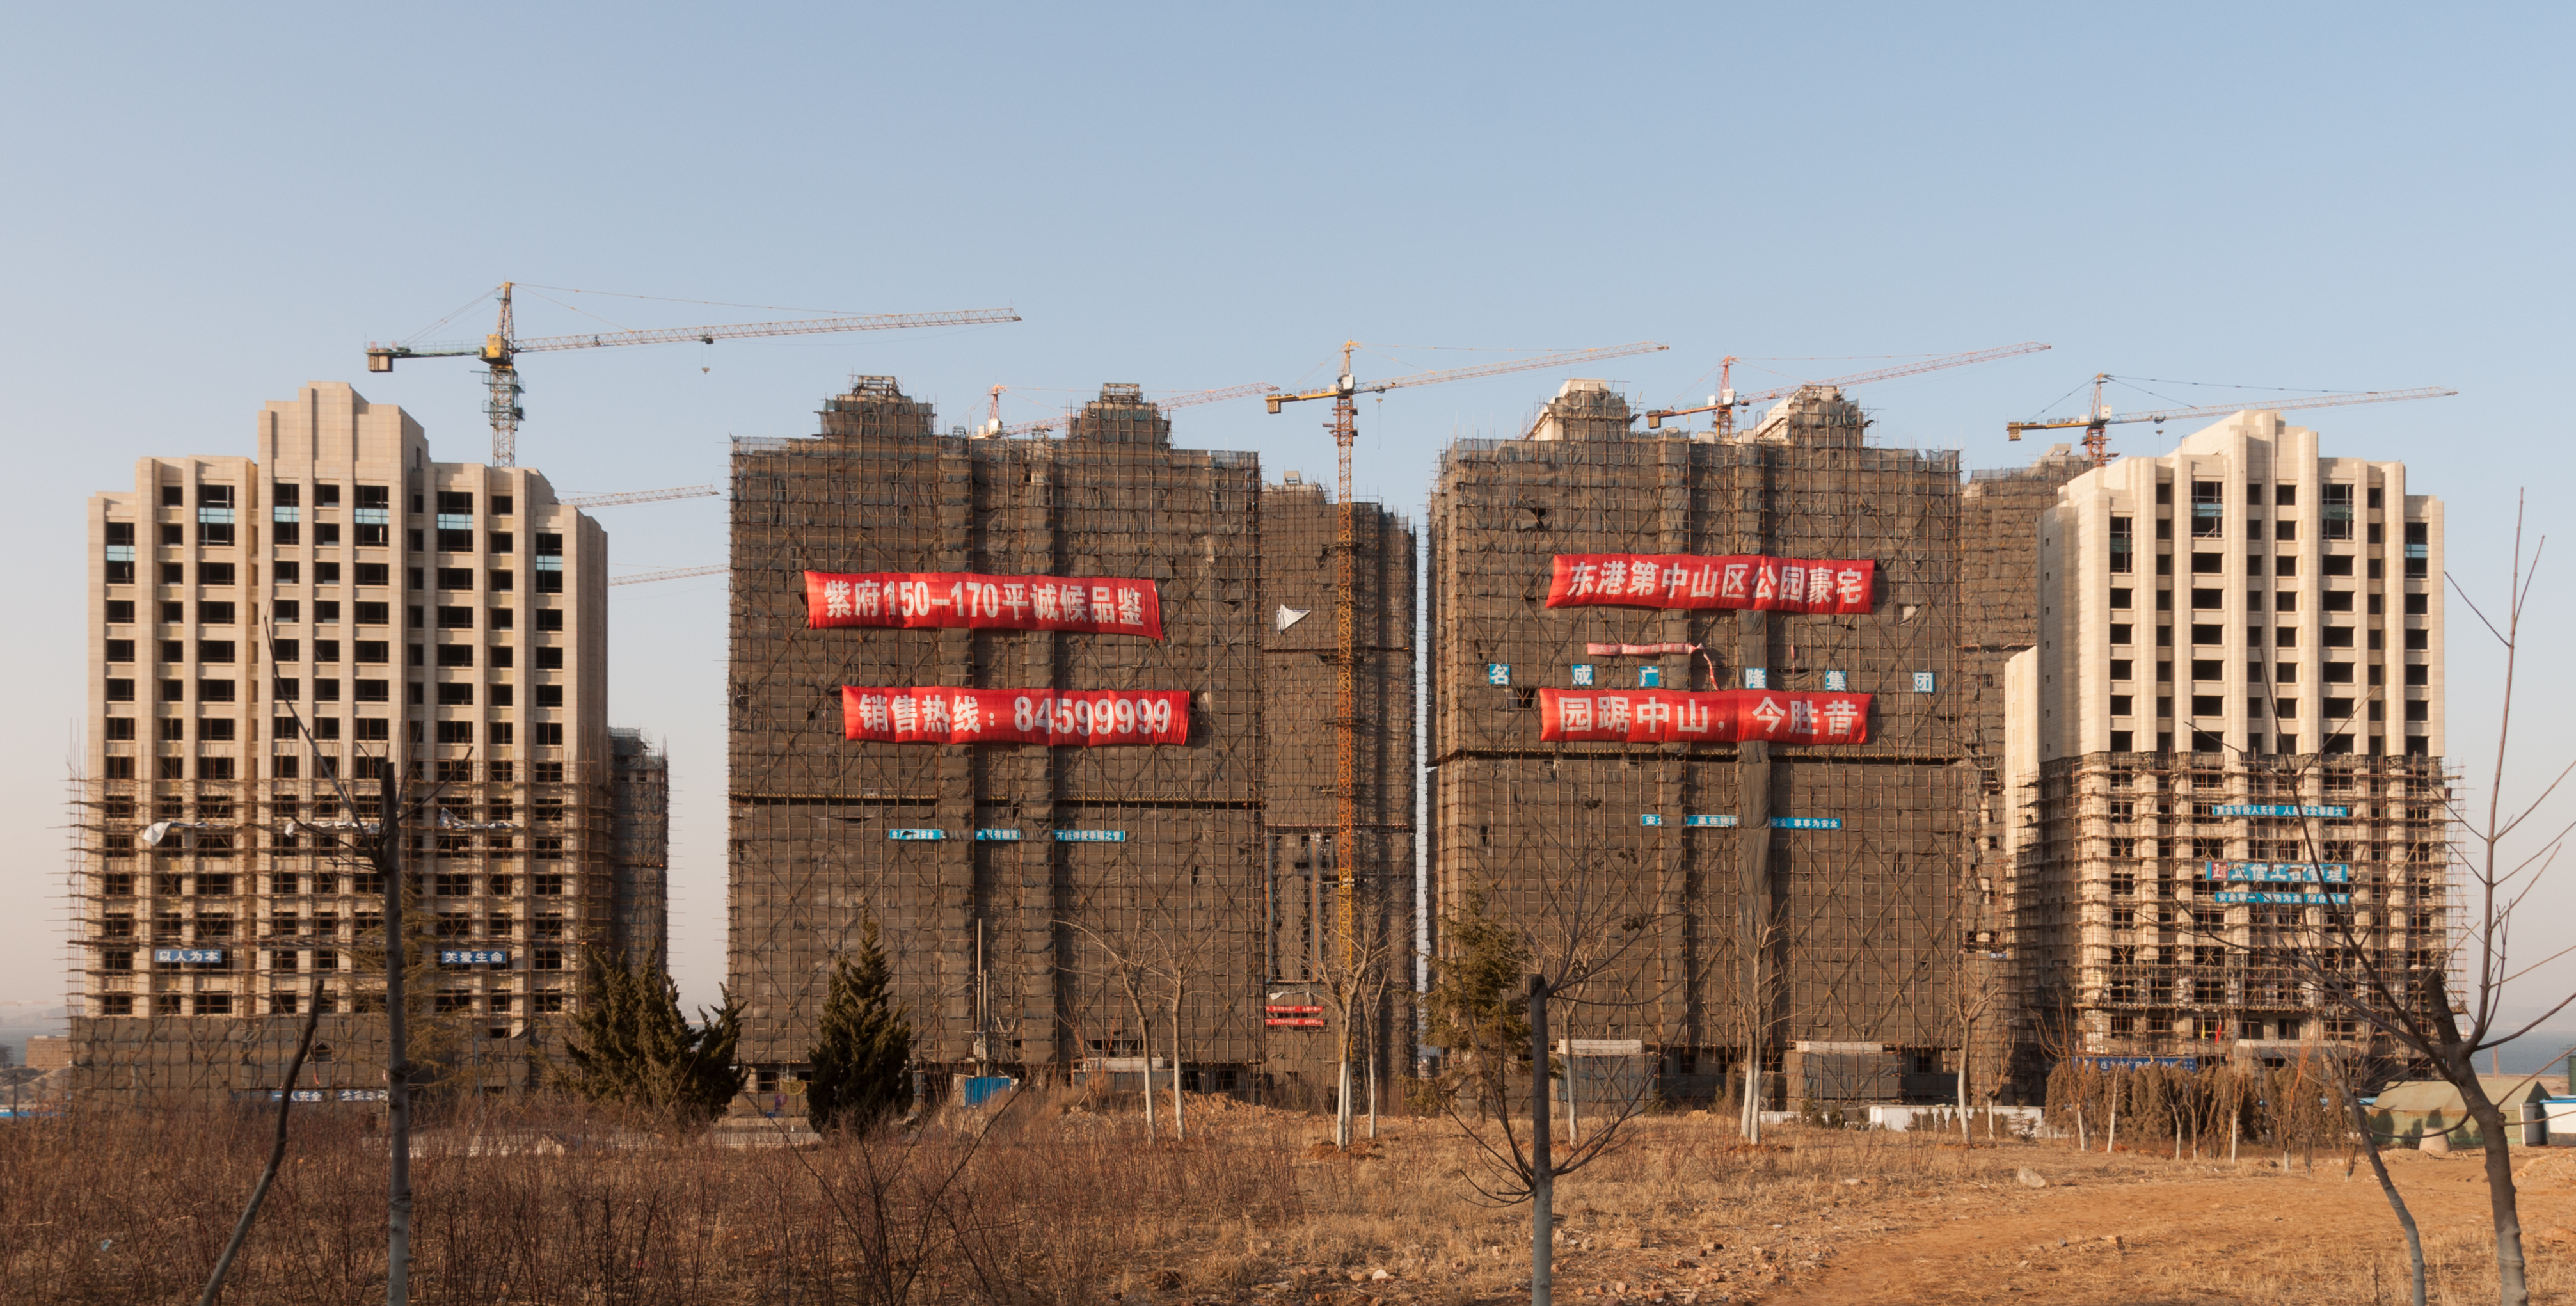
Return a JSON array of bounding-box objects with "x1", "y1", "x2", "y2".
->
[
  {"x1": 806, "y1": 571, "x2": 1163, "y2": 638},
  {"x1": 841, "y1": 687, "x2": 1189, "y2": 746},
  {"x1": 1538, "y1": 689, "x2": 1872, "y2": 745},
  {"x1": 1546, "y1": 555, "x2": 1875, "y2": 614}
]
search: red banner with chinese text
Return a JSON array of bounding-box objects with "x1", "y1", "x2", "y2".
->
[
  {"x1": 806, "y1": 571, "x2": 1163, "y2": 638},
  {"x1": 1536, "y1": 689, "x2": 1872, "y2": 745},
  {"x1": 841, "y1": 687, "x2": 1189, "y2": 746},
  {"x1": 1545, "y1": 555, "x2": 1875, "y2": 614}
]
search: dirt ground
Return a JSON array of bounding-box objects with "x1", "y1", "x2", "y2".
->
[{"x1": 1182, "y1": 1105, "x2": 2576, "y2": 1306}]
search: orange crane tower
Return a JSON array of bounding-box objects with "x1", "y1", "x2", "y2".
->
[{"x1": 1266, "y1": 339, "x2": 1668, "y2": 986}]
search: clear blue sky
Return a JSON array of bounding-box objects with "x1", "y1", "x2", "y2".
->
[{"x1": 7, "y1": 4, "x2": 2573, "y2": 1058}]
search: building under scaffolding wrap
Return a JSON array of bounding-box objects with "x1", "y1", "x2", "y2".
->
[
  {"x1": 1257, "y1": 474, "x2": 1415, "y2": 1099},
  {"x1": 609, "y1": 729, "x2": 672, "y2": 966},
  {"x1": 1427, "y1": 381, "x2": 1985, "y2": 1108},
  {"x1": 726, "y1": 379, "x2": 1416, "y2": 1101},
  {"x1": 1957, "y1": 444, "x2": 2093, "y2": 1086},
  {"x1": 67, "y1": 383, "x2": 660, "y2": 1101}
]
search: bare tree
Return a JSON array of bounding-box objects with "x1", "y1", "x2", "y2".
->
[
  {"x1": 2262, "y1": 500, "x2": 2576, "y2": 1306},
  {"x1": 1424, "y1": 864, "x2": 1666, "y2": 1306},
  {"x1": 1310, "y1": 869, "x2": 1403, "y2": 1147},
  {"x1": 1948, "y1": 927, "x2": 2008, "y2": 1144},
  {"x1": 1062, "y1": 917, "x2": 1165, "y2": 1139},
  {"x1": 263, "y1": 675, "x2": 514, "y2": 1306}
]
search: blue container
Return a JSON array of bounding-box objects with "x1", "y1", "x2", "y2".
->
[{"x1": 961, "y1": 1076, "x2": 1017, "y2": 1108}]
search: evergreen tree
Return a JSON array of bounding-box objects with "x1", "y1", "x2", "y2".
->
[
  {"x1": 1424, "y1": 891, "x2": 1530, "y2": 1114},
  {"x1": 808, "y1": 918, "x2": 914, "y2": 1135},
  {"x1": 555, "y1": 948, "x2": 743, "y2": 1123}
]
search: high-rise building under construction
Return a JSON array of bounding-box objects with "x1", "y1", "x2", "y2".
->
[
  {"x1": 2005, "y1": 412, "x2": 2451, "y2": 1060},
  {"x1": 1426, "y1": 381, "x2": 1982, "y2": 1107},
  {"x1": 725, "y1": 379, "x2": 1415, "y2": 1101},
  {"x1": 69, "y1": 382, "x2": 665, "y2": 1099}
]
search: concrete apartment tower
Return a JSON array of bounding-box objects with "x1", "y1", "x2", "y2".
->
[
  {"x1": 72, "y1": 382, "x2": 664, "y2": 1099},
  {"x1": 2005, "y1": 411, "x2": 2449, "y2": 1060}
]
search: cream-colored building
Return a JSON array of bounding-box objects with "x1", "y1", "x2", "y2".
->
[
  {"x1": 72, "y1": 383, "x2": 649, "y2": 1097},
  {"x1": 2005, "y1": 412, "x2": 2451, "y2": 1058}
]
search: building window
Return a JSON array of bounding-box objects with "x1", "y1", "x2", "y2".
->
[
  {"x1": 2190, "y1": 624, "x2": 2220, "y2": 645},
  {"x1": 2110, "y1": 516, "x2": 2133, "y2": 573},
  {"x1": 2191, "y1": 588, "x2": 2220, "y2": 609},
  {"x1": 2325, "y1": 484, "x2": 2355, "y2": 539},
  {"x1": 436, "y1": 644, "x2": 474, "y2": 668},
  {"x1": 2323, "y1": 590, "x2": 2355, "y2": 612},
  {"x1": 2111, "y1": 695, "x2": 2133, "y2": 717},
  {"x1": 2325, "y1": 627, "x2": 2357, "y2": 649},
  {"x1": 2189, "y1": 659, "x2": 2220, "y2": 681},
  {"x1": 2191, "y1": 481, "x2": 2223, "y2": 536},
  {"x1": 2190, "y1": 696, "x2": 2222, "y2": 717}
]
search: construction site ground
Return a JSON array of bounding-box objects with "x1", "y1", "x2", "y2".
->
[{"x1": 1165, "y1": 1103, "x2": 2576, "y2": 1306}]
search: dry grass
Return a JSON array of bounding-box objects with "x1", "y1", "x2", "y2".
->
[{"x1": 3, "y1": 1093, "x2": 2572, "y2": 1304}]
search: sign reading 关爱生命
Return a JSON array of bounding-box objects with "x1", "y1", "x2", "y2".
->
[
  {"x1": 439, "y1": 948, "x2": 510, "y2": 965},
  {"x1": 843, "y1": 687, "x2": 1189, "y2": 746},
  {"x1": 806, "y1": 571, "x2": 1162, "y2": 639},
  {"x1": 1538, "y1": 689, "x2": 1871, "y2": 745},
  {"x1": 1546, "y1": 555, "x2": 1875, "y2": 614}
]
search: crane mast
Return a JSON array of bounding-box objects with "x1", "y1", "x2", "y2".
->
[{"x1": 1265, "y1": 338, "x2": 1668, "y2": 1067}]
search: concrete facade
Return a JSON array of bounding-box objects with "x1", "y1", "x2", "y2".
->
[
  {"x1": 70, "y1": 383, "x2": 649, "y2": 1098},
  {"x1": 2005, "y1": 412, "x2": 2451, "y2": 1058}
]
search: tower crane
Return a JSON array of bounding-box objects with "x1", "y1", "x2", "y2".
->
[
  {"x1": 2006, "y1": 375, "x2": 2460, "y2": 465},
  {"x1": 560, "y1": 484, "x2": 720, "y2": 510},
  {"x1": 367, "y1": 282, "x2": 1021, "y2": 466},
  {"x1": 1264, "y1": 338, "x2": 1667, "y2": 1127},
  {"x1": 1644, "y1": 342, "x2": 2053, "y2": 438},
  {"x1": 977, "y1": 380, "x2": 1282, "y2": 437}
]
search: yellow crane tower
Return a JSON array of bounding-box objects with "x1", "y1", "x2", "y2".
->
[{"x1": 1265, "y1": 339, "x2": 1667, "y2": 991}]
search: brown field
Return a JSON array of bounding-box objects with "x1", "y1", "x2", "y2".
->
[{"x1": 4, "y1": 1092, "x2": 2574, "y2": 1304}]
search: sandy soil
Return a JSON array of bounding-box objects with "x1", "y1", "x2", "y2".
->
[{"x1": 1196, "y1": 1109, "x2": 2576, "y2": 1306}]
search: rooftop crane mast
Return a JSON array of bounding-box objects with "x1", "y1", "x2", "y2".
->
[
  {"x1": 2007, "y1": 375, "x2": 2460, "y2": 465},
  {"x1": 1644, "y1": 341, "x2": 2054, "y2": 436},
  {"x1": 368, "y1": 282, "x2": 1021, "y2": 466},
  {"x1": 1265, "y1": 338, "x2": 1667, "y2": 1135}
]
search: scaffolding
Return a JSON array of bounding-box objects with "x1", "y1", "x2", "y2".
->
[
  {"x1": 1257, "y1": 475, "x2": 1416, "y2": 1095},
  {"x1": 1958, "y1": 444, "x2": 2093, "y2": 1085},
  {"x1": 63, "y1": 756, "x2": 621, "y2": 1101},
  {"x1": 609, "y1": 729, "x2": 671, "y2": 965},
  {"x1": 1427, "y1": 386, "x2": 1980, "y2": 1106},
  {"x1": 2016, "y1": 749, "x2": 2459, "y2": 1060},
  {"x1": 725, "y1": 379, "x2": 1416, "y2": 1099}
]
